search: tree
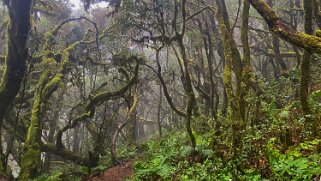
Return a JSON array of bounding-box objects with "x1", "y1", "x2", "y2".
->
[{"x1": 0, "y1": 0, "x2": 32, "y2": 177}]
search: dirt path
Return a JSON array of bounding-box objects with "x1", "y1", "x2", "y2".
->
[{"x1": 88, "y1": 160, "x2": 134, "y2": 181}]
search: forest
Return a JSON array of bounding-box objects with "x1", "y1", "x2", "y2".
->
[{"x1": 0, "y1": 0, "x2": 321, "y2": 180}]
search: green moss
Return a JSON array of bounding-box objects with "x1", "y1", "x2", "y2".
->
[
  {"x1": 246, "y1": 0, "x2": 279, "y2": 30},
  {"x1": 87, "y1": 63, "x2": 139, "y2": 109},
  {"x1": 20, "y1": 82, "x2": 43, "y2": 179},
  {"x1": 42, "y1": 73, "x2": 63, "y2": 96},
  {"x1": 20, "y1": 93, "x2": 42, "y2": 179},
  {"x1": 315, "y1": 30, "x2": 321, "y2": 37},
  {"x1": 249, "y1": 0, "x2": 321, "y2": 54},
  {"x1": 19, "y1": 143, "x2": 41, "y2": 180},
  {"x1": 222, "y1": 38, "x2": 233, "y2": 100},
  {"x1": 20, "y1": 52, "x2": 58, "y2": 180},
  {"x1": 296, "y1": 32, "x2": 321, "y2": 50},
  {"x1": 270, "y1": 26, "x2": 321, "y2": 54},
  {"x1": 20, "y1": 21, "x2": 92, "y2": 180}
]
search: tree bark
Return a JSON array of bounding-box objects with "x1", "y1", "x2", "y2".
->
[
  {"x1": 111, "y1": 90, "x2": 138, "y2": 164},
  {"x1": 301, "y1": 0, "x2": 313, "y2": 123},
  {"x1": 157, "y1": 83, "x2": 163, "y2": 138},
  {"x1": 126, "y1": 90, "x2": 138, "y2": 146},
  {"x1": 20, "y1": 30, "x2": 90, "y2": 180},
  {"x1": 0, "y1": 1, "x2": 32, "y2": 176}
]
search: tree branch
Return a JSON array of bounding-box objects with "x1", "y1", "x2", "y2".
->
[{"x1": 247, "y1": 0, "x2": 321, "y2": 54}]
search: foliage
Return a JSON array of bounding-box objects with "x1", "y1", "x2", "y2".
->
[
  {"x1": 133, "y1": 132, "x2": 184, "y2": 180},
  {"x1": 267, "y1": 138, "x2": 321, "y2": 180},
  {"x1": 309, "y1": 90, "x2": 321, "y2": 112},
  {"x1": 177, "y1": 159, "x2": 216, "y2": 181},
  {"x1": 91, "y1": 155, "x2": 113, "y2": 173},
  {"x1": 133, "y1": 131, "x2": 262, "y2": 180},
  {"x1": 117, "y1": 144, "x2": 138, "y2": 160},
  {"x1": 132, "y1": 117, "x2": 321, "y2": 180},
  {"x1": 32, "y1": 164, "x2": 89, "y2": 181},
  {"x1": 133, "y1": 131, "x2": 216, "y2": 180}
]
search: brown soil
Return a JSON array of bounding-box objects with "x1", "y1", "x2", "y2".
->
[{"x1": 87, "y1": 160, "x2": 134, "y2": 181}]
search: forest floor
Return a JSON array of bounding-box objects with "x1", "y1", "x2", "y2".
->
[{"x1": 88, "y1": 160, "x2": 134, "y2": 181}]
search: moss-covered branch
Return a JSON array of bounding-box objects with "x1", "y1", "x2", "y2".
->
[
  {"x1": 20, "y1": 17, "x2": 100, "y2": 180},
  {"x1": 20, "y1": 39, "x2": 90, "y2": 180},
  {"x1": 247, "y1": 0, "x2": 321, "y2": 54},
  {"x1": 56, "y1": 60, "x2": 140, "y2": 150}
]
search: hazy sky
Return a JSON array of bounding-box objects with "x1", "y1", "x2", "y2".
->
[
  {"x1": 69, "y1": 0, "x2": 82, "y2": 9},
  {"x1": 69, "y1": 0, "x2": 108, "y2": 10}
]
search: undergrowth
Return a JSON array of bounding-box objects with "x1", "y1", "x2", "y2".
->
[{"x1": 133, "y1": 130, "x2": 321, "y2": 181}]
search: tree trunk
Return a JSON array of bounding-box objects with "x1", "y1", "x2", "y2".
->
[
  {"x1": 126, "y1": 93, "x2": 137, "y2": 146},
  {"x1": 0, "y1": 0, "x2": 32, "y2": 176},
  {"x1": 301, "y1": 0, "x2": 314, "y2": 132},
  {"x1": 157, "y1": 83, "x2": 163, "y2": 138},
  {"x1": 20, "y1": 34, "x2": 80, "y2": 180},
  {"x1": 112, "y1": 90, "x2": 138, "y2": 164}
]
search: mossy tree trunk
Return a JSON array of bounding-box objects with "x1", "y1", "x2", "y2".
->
[
  {"x1": 20, "y1": 34, "x2": 81, "y2": 180},
  {"x1": 240, "y1": 0, "x2": 253, "y2": 122},
  {"x1": 179, "y1": 38, "x2": 197, "y2": 161},
  {"x1": 301, "y1": 0, "x2": 314, "y2": 128},
  {"x1": 215, "y1": 0, "x2": 243, "y2": 175},
  {"x1": 215, "y1": 0, "x2": 254, "y2": 177},
  {"x1": 0, "y1": 0, "x2": 32, "y2": 177},
  {"x1": 112, "y1": 89, "x2": 138, "y2": 164},
  {"x1": 178, "y1": 0, "x2": 197, "y2": 161},
  {"x1": 215, "y1": 0, "x2": 243, "y2": 132},
  {"x1": 20, "y1": 16, "x2": 103, "y2": 179},
  {"x1": 72, "y1": 125, "x2": 81, "y2": 153},
  {"x1": 215, "y1": 0, "x2": 245, "y2": 120},
  {"x1": 20, "y1": 56, "x2": 66, "y2": 180},
  {"x1": 126, "y1": 88, "x2": 138, "y2": 146}
]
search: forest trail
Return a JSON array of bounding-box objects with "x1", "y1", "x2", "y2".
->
[{"x1": 88, "y1": 160, "x2": 134, "y2": 181}]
